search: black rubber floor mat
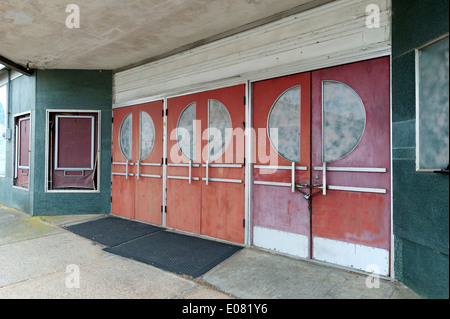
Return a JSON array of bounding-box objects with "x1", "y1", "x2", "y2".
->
[
  {"x1": 104, "y1": 231, "x2": 243, "y2": 278},
  {"x1": 66, "y1": 217, "x2": 163, "y2": 247}
]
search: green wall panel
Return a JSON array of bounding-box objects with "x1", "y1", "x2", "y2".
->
[
  {"x1": 395, "y1": 237, "x2": 449, "y2": 299},
  {"x1": 391, "y1": 51, "x2": 416, "y2": 122},
  {"x1": 33, "y1": 70, "x2": 113, "y2": 216},
  {"x1": 392, "y1": 0, "x2": 449, "y2": 299},
  {"x1": 392, "y1": 0, "x2": 449, "y2": 59},
  {"x1": 393, "y1": 160, "x2": 449, "y2": 255},
  {"x1": 0, "y1": 74, "x2": 36, "y2": 214},
  {"x1": 392, "y1": 120, "x2": 416, "y2": 149}
]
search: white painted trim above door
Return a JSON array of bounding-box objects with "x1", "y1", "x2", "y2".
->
[{"x1": 114, "y1": 0, "x2": 392, "y2": 107}]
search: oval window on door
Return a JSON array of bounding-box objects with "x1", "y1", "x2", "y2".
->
[
  {"x1": 119, "y1": 113, "x2": 133, "y2": 161},
  {"x1": 322, "y1": 81, "x2": 366, "y2": 163},
  {"x1": 140, "y1": 111, "x2": 156, "y2": 161},
  {"x1": 177, "y1": 102, "x2": 196, "y2": 161},
  {"x1": 268, "y1": 86, "x2": 301, "y2": 163},
  {"x1": 208, "y1": 99, "x2": 232, "y2": 162}
]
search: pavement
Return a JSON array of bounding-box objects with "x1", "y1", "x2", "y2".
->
[{"x1": 0, "y1": 204, "x2": 422, "y2": 300}]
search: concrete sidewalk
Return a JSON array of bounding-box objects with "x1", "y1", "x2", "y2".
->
[{"x1": 0, "y1": 205, "x2": 421, "y2": 299}]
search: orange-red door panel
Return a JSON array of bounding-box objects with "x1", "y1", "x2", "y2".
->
[
  {"x1": 166, "y1": 92, "x2": 202, "y2": 234},
  {"x1": 200, "y1": 85, "x2": 246, "y2": 244},
  {"x1": 311, "y1": 57, "x2": 391, "y2": 252},
  {"x1": 166, "y1": 84, "x2": 246, "y2": 244},
  {"x1": 252, "y1": 73, "x2": 311, "y2": 258},
  {"x1": 112, "y1": 101, "x2": 164, "y2": 225},
  {"x1": 112, "y1": 106, "x2": 136, "y2": 220},
  {"x1": 252, "y1": 73, "x2": 311, "y2": 237},
  {"x1": 134, "y1": 101, "x2": 164, "y2": 225}
]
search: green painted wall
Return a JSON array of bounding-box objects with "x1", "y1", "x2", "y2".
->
[
  {"x1": 33, "y1": 70, "x2": 113, "y2": 216},
  {"x1": 0, "y1": 70, "x2": 112, "y2": 217},
  {"x1": 0, "y1": 73, "x2": 36, "y2": 213},
  {"x1": 392, "y1": 0, "x2": 449, "y2": 299}
]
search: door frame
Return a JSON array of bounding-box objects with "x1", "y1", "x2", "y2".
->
[{"x1": 111, "y1": 55, "x2": 394, "y2": 278}]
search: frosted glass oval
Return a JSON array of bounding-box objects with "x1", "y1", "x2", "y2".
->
[
  {"x1": 268, "y1": 86, "x2": 301, "y2": 163},
  {"x1": 208, "y1": 99, "x2": 232, "y2": 162},
  {"x1": 177, "y1": 102, "x2": 196, "y2": 161},
  {"x1": 322, "y1": 81, "x2": 366, "y2": 163},
  {"x1": 119, "y1": 113, "x2": 133, "y2": 161},
  {"x1": 140, "y1": 111, "x2": 155, "y2": 161}
]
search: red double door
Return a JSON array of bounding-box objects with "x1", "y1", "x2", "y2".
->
[
  {"x1": 112, "y1": 85, "x2": 246, "y2": 244},
  {"x1": 112, "y1": 101, "x2": 164, "y2": 225},
  {"x1": 111, "y1": 58, "x2": 392, "y2": 276},
  {"x1": 166, "y1": 85, "x2": 246, "y2": 244},
  {"x1": 253, "y1": 57, "x2": 392, "y2": 275}
]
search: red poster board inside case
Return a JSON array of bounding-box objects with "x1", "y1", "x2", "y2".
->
[{"x1": 56, "y1": 116, "x2": 94, "y2": 169}]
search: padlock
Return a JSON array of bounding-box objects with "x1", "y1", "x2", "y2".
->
[{"x1": 303, "y1": 194, "x2": 311, "y2": 200}]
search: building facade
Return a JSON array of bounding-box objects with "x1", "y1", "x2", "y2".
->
[
  {"x1": 0, "y1": 70, "x2": 112, "y2": 216},
  {"x1": 0, "y1": 0, "x2": 448, "y2": 299}
]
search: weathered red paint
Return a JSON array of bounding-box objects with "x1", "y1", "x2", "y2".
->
[
  {"x1": 311, "y1": 57, "x2": 391, "y2": 252},
  {"x1": 313, "y1": 192, "x2": 391, "y2": 249},
  {"x1": 253, "y1": 185, "x2": 311, "y2": 236},
  {"x1": 112, "y1": 106, "x2": 135, "y2": 220},
  {"x1": 166, "y1": 92, "x2": 202, "y2": 234},
  {"x1": 252, "y1": 58, "x2": 391, "y2": 267},
  {"x1": 166, "y1": 85, "x2": 246, "y2": 243},
  {"x1": 252, "y1": 73, "x2": 311, "y2": 248},
  {"x1": 112, "y1": 101, "x2": 164, "y2": 225},
  {"x1": 135, "y1": 101, "x2": 164, "y2": 225},
  {"x1": 200, "y1": 85, "x2": 246, "y2": 244}
]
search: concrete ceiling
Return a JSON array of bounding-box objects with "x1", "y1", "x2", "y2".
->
[{"x1": 0, "y1": 0, "x2": 329, "y2": 72}]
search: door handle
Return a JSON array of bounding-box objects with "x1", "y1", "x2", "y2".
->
[
  {"x1": 189, "y1": 161, "x2": 192, "y2": 185},
  {"x1": 322, "y1": 162, "x2": 327, "y2": 196},
  {"x1": 136, "y1": 161, "x2": 140, "y2": 180},
  {"x1": 167, "y1": 162, "x2": 200, "y2": 183},
  {"x1": 291, "y1": 162, "x2": 296, "y2": 193},
  {"x1": 205, "y1": 161, "x2": 209, "y2": 186}
]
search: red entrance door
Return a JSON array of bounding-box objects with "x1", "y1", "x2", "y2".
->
[
  {"x1": 311, "y1": 57, "x2": 391, "y2": 275},
  {"x1": 252, "y1": 57, "x2": 391, "y2": 275},
  {"x1": 166, "y1": 84, "x2": 246, "y2": 244},
  {"x1": 112, "y1": 101, "x2": 164, "y2": 225},
  {"x1": 166, "y1": 92, "x2": 202, "y2": 234},
  {"x1": 252, "y1": 73, "x2": 312, "y2": 258}
]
